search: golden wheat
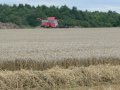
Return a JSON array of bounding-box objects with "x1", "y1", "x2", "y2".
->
[
  {"x1": 0, "y1": 57, "x2": 120, "y2": 71},
  {"x1": 0, "y1": 64, "x2": 120, "y2": 90}
]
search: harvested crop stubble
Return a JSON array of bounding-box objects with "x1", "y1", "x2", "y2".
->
[{"x1": 0, "y1": 65, "x2": 120, "y2": 90}]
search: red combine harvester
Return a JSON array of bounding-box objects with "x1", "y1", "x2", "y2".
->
[{"x1": 37, "y1": 17, "x2": 58, "y2": 28}]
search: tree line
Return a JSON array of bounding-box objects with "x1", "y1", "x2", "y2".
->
[{"x1": 0, "y1": 4, "x2": 120, "y2": 27}]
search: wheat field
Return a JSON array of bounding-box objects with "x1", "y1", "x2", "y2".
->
[
  {"x1": 0, "y1": 28, "x2": 120, "y2": 89},
  {"x1": 0, "y1": 28, "x2": 120, "y2": 61}
]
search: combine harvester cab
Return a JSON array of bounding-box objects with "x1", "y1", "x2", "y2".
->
[{"x1": 47, "y1": 17, "x2": 58, "y2": 28}]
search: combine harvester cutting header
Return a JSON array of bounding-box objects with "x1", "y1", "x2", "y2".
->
[{"x1": 37, "y1": 17, "x2": 69, "y2": 28}]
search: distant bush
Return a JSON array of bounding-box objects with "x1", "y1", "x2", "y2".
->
[{"x1": 0, "y1": 22, "x2": 19, "y2": 29}]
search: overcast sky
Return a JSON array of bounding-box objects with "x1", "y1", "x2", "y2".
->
[{"x1": 0, "y1": 0, "x2": 120, "y2": 13}]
